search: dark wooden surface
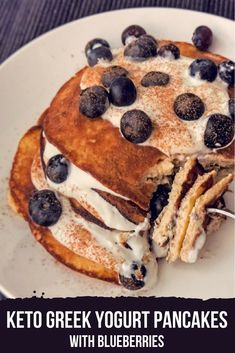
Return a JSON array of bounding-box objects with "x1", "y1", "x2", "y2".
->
[{"x1": 0, "y1": 0, "x2": 234, "y2": 64}]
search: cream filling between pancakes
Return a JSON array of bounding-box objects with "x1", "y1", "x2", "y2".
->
[
  {"x1": 39, "y1": 139, "x2": 137, "y2": 231},
  {"x1": 31, "y1": 153, "x2": 158, "y2": 290},
  {"x1": 80, "y1": 48, "x2": 230, "y2": 156},
  {"x1": 49, "y1": 198, "x2": 158, "y2": 290}
]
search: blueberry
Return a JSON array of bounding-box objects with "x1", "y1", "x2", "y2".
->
[
  {"x1": 85, "y1": 38, "x2": 110, "y2": 56},
  {"x1": 28, "y1": 190, "x2": 62, "y2": 227},
  {"x1": 174, "y1": 93, "x2": 205, "y2": 121},
  {"x1": 101, "y1": 65, "x2": 128, "y2": 88},
  {"x1": 124, "y1": 35, "x2": 157, "y2": 61},
  {"x1": 46, "y1": 154, "x2": 69, "y2": 184},
  {"x1": 189, "y1": 58, "x2": 218, "y2": 82},
  {"x1": 109, "y1": 76, "x2": 136, "y2": 106},
  {"x1": 192, "y1": 25, "x2": 213, "y2": 51},
  {"x1": 120, "y1": 109, "x2": 153, "y2": 144},
  {"x1": 218, "y1": 60, "x2": 235, "y2": 85},
  {"x1": 79, "y1": 85, "x2": 109, "y2": 118},
  {"x1": 228, "y1": 98, "x2": 235, "y2": 121},
  {"x1": 204, "y1": 114, "x2": 234, "y2": 148},
  {"x1": 150, "y1": 184, "x2": 171, "y2": 223},
  {"x1": 119, "y1": 261, "x2": 147, "y2": 290},
  {"x1": 141, "y1": 71, "x2": 170, "y2": 87},
  {"x1": 158, "y1": 44, "x2": 180, "y2": 60},
  {"x1": 121, "y1": 24, "x2": 146, "y2": 45},
  {"x1": 140, "y1": 34, "x2": 158, "y2": 44},
  {"x1": 86, "y1": 46, "x2": 113, "y2": 67}
]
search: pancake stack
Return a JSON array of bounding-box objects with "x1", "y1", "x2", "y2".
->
[
  {"x1": 9, "y1": 27, "x2": 234, "y2": 291},
  {"x1": 153, "y1": 160, "x2": 233, "y2": 262}
]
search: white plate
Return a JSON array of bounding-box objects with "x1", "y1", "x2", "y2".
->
[{"x1": 0, "y1": 8, "x2": 234, "y2": 299}]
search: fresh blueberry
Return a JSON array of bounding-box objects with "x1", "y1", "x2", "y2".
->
[
  {"x1": 173, "y1": 93, "x2": 205, "y2": 121},
  {"x1": 141, "y1": 34, "x2": 158, "y2": 44},
  {"x1": 192, "y1": 25, "x2": 213, "y2": 51},
  {"x1": 86, "y1": 46, "x2": 113, "y2": 67},
  {"x1": 228, "y1": 98, "x2": 235, "y2": 121},
  {"x1": 28, "y1": 190, "x2": 62, "y2": 227},
  {"x1": 189, "y1": 58, "x2": 218, "y2": 82},
  {"x1": 109, "y1": 76, "x2": 136, "y2": 106},
  {"x1": 46, "y1": 154, "x2": 69, "y2": 184},
  {"x1": 150, "y1": 184, "x2": 171, "y2": 223},
  {"x1": 124, "y1": 35, "x2": 157, "y2": 61},
  {"x1": 85, "y1": 38, "x2": 110, "y2": 56},
  {"x1": 120, "y1": 109, "x2": 153, "y2": 144},
  {"x1": 218, "y1": 60, "x2": 235, "y2": 85},
  {"x1": 79, "y1": 85, "x2": 109, "y2": 118},
  {"x1": 121, "y1": 25, "x2": 146, "y2": 45},
  {"x1": 101, "y1": 65, "x2": 128, "y2": 88},
  {"x1": 204, "y1": 114, "x2": 234, "y2": 148},
  {"x1": 158, "y1": 44, "x2": 180, "y2": 60},
  {"x1": 141, "y1": 71, "x2": 170, "y2": 87},
  {"x1": 119, "y1": 261, "x2": 147, "y2": 290}
]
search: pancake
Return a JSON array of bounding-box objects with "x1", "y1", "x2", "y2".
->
[
  {"x1": 43, "y1": 68, "x2": 172, "y2": 210},
  {"x1": 9, "y1": 125, "x2": 157, "y2": 288},
  {"x1": 8, "y1": 126, "x2": 118, "y2": 283},
  {"x1": 152, "y1": 159, "x2": 202, "y2": 257},
  {"x1": 43, "y1": 41, "x2": 234, "y2": 211},
  {"x1": 93, "y1": 189, "x2": 146, "y2": 225},
  {"x1": 32, "y1": 147, "x2": 146, "y2": 229},
  {"x1": 180, "y1": 174, "x2": 233, "y2": 263},
  {"x1": 78, "y1": 40, "x2": 234, "y2": 163},
  {"x1": 167, "y1": 170, "x2": 216, "y2": 262},
  {"x1": 8, "y1": 35, "x2": 234, "y2": 290}
]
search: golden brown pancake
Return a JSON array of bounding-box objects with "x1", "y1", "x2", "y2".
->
[
  {"x1": 43, "y1": 41, "x2": 234, "y2": 213},
  {"x1": 32, "y1": 147, "x2": 147, "y2": 226},
  {"x1": 9, "y1": 125, "x2": 156, "y2": 289},
  {"x1": 167, "y1": 170, "x2": 216, "y2": 262},
  {"x1": 152, "y1": 159, "x2": 202, "y2": 255},
  {"x1": 8, "y1": 126, "x2": 119, "y2": 283},
  {"x1": 80, "y1": 40, "x2": 234, "y2": 162},
  {"x1": 8, "y1": 39, "x2": 234, "y2": 288},
  {"x1": 43, "y1": 68, "x2": 172, "y2": 210},
  {"x1": 180, "y1": 174, "x2": 233, "y2": 263}
]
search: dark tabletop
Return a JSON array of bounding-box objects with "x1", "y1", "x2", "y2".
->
[
  {"x1": 0, "y1": 0, "x2": 234, "y2": 299},
  {"x1": 0, "y1": 0, "x2": 234, "y2": 64}
]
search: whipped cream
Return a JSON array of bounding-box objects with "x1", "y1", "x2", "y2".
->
[
  {"x1": 80, "y1": 48, "x2": 230, "y2": 156},
  {"x1": 31, "y1": 156, "x2": 158, "y2": 290},
  {"x1": 49, "y1": 197, "x2": 157, "y2": 290},
  {"x1": 183, "y1": 229, "x2": 206, "y2": 263},
  {"x1": 43, "y1": 140, "x2": 136, "y2": 231}
]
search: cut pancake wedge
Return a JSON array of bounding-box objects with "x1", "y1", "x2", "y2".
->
[
  {"x1": 152, "y1": 159, "x2": 201, "y2": 256},
  {"x1": 180, "y1": 174, "x2": 233, "y2": 263},
  {"x1": 8, "y1": 125, "x2": 119, "y2": 284},
  {"x1": 32, "y1": 147, "x2": 146, "y2": 230},
  {"x1": 9, "y1": 125, "x2": 157, "y2": 289},
  {"x1": 167, "y1": 170, "x2": 216, "y2": 263}
]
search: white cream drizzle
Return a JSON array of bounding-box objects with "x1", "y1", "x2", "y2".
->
[
  {"x1": 80, "y1": 48, "x2": 231, "y2": 156},
  {"x1": 36, "y1": 182, "x2": 157, "y2": 290},
  {"x1": 44, "y1": 140, "x2": 129, "y2": 200},
  {"x1": 43, "y1": 140, "x2": 136, "y2": 231},
  {"x1": 49, "y1": 197, "x2": 143, "y2": 261},
  {"x1": 184, "y1": 229, "x2": 206, "y2": 263},
  {"x1": 31, "y1": 143, "x2": 158, "y2": 290}
]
